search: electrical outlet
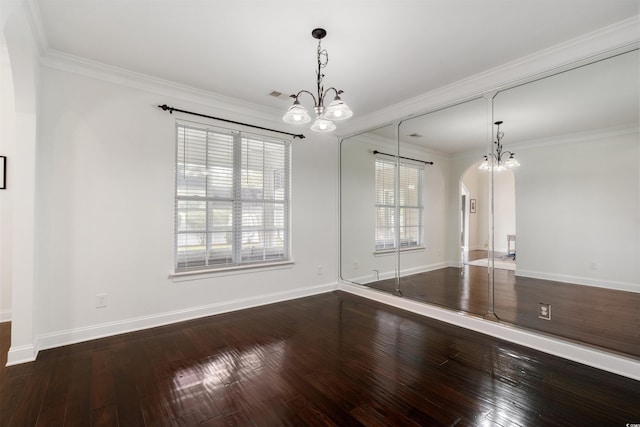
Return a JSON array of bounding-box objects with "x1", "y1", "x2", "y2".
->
[
  {"x1": 353, "y1": 260, "x2": 359, "y2": 270},
  {"x1": 316, "y1": 265, "x2": 323, "y2": 276},
  {"x1": 96, "y1": 293, "x2": 108, "y2": 309},
  {"x1": 538, "y1": 302, "x2": 551, "y2": 320},
  {"x1": 590, "y1": 261, "x2": 598, "y2": 270}
]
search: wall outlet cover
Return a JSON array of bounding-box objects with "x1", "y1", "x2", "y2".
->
[{"x1": 538, "y1": 302, "x2": 551, "y2": 320}]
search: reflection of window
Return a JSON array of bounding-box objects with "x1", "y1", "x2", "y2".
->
[
  {"x1": 375, "y1": 158, "x2": 423, "y2": 251},
  {"x1": 175, "y1": 122, "x2": 290, "y2": 272}
]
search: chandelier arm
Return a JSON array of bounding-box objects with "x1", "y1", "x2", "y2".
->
[
  {"x1": 323, "y1": 87, "x2": 344, "y2": 99},
  {"x1": 292, "y1": 90, "x2": 318, "y2": 107}
]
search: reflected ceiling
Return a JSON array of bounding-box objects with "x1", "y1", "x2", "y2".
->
[
  {"x1": 369, "y1": 50, "x2": 639, "y2": 153},
  {"x1": 36, "y1": 0, "x2": 639, "y2": 124}
]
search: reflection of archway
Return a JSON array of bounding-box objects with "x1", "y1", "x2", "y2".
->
[
  {"x1": 460, "y1": 160, "x2": 516, "y2": 265},
  {"x1": 2, "y1": 8, "x2": 39, "y2": 365}
]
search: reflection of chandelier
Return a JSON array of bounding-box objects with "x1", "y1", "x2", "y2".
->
[
  {"x1": 282, "y1": 28, "x2": 353, "y2": 133},
  {"x1": 479, "y1": 121, "x2": 520, "y2": 171}
]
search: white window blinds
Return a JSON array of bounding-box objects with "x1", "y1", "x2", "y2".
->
[
  {"x1": 375, "y1": 157, "x2": 424, "y2": 251},
  {"x1": 175, "y1": 122, "x2": 290, "y2": 272}
]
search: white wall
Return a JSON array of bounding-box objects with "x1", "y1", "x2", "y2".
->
[
  {"x1": 461, "y1": 164, "x2": 489, "y2": 251},
  {"x1": 493, "y1": 169, "x2": 516, "y2": 254},
  {"x1": 340, "y1": 133, "x2": 449, "y2": 282},
  {"x1": 0, "y1": 41, "x2": 14, "y2": 323},
  {"x1": 33, "y1": 66, "x2": 338, "y2": 347},
  {"x1": 516, "y1": 130, "x2": 639, "y2": 290},
  {"x1": 340, "y1": 135, "x2": 381, "y2": 282}
]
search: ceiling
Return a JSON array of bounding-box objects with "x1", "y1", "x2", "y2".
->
[
  {"x1": 368, "y1": 48, "x2": 639, "y2": 153},
  {"x1": 37, "y1": 1, "x2": 639, "y2": 135}
]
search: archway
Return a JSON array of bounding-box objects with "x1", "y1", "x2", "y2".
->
[
  {"x1": 0, "y1": 33, "x2": 15, "y2": 326},
  {"x1": 2, "y1": 7, "x2": 39, "y2": 365},
  {"x1": 460, "y1": 160, "x2": 516, "y2": 267}
]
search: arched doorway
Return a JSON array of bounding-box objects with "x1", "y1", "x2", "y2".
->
[
  {"x1": 0, "y1": 33, "x2": 15, "y2": 327},
  {"x1": 460, "y1": 160, "x2": 516, "y2": 269},
  {"x1": 2, "y1": 8, "x2": 39, "y2": 365}
]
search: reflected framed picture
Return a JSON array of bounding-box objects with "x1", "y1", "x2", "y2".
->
[
  {"x1": 470, "y1": 198, "x2": 476, "y2": 213},
  {"x1": 0, "y1": 156, "x2": 5, "y2": 189}
]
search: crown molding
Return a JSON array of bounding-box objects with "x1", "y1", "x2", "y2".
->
[
  {"x1": 40, "y1": 49, "x2": 284, "y2": 125},
  {"x1": 510, "y1": 124, "x2": 639, "y2": 152},
  {"x1": 339, "y1": 15, "x2": 640, "y2": 137},
  {"x1": 22, "y1": 0, "x2": 47, "y2": 54}
]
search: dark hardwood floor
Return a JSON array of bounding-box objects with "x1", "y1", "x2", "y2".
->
[
  {"x1": 2, "y1": 291, "x2": 639, "y2": 426},
  {"x1": 366, "y1": 250, "x2": 640, "y2": 357}
]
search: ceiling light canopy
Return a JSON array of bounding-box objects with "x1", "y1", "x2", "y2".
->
[
  {"x1": 282, "y1": 28, "x2": 353, "y2": 133},
  {"x1": 479, "y1": 121, "x2": 520, "y2": 172}
]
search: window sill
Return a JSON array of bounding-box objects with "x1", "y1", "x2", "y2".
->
[
  {"x1": 170, "y1": 260, "x2": 295, "y2": 282},
  {"x1": 374, "y1": 246, "x2": 425, "y2": 256}
]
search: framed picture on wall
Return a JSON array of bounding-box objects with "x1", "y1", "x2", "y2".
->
[
  {"x1": 0, "y1": 156, "x2": 6, "y2": 189},
  {"x1": 470, "y1": 198, "x2": 476, "y2": 213}
]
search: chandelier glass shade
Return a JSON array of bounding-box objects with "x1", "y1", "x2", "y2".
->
[
  {"x1": 479, "y1": 121, "x2": 520, "y2": 172},
  {"x1": 282, "y1": 28, "x2": 352, "y2": 133},
  {"x1": 282, "y1": 100, "x2": 311, "y2": 124}
]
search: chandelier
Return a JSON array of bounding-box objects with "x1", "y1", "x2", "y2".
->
[
  {"x1": 282, "y1": 28, "x2": 353, "y2": 133},
  {"x1": 479, "y1": 121, "x2": 520, "y2": 171}
]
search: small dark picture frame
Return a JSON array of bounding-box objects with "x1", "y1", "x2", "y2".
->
[
  {"x1": 0, "y1": 156, "x2": 6, "y2": 189},
  {"x1": 470, "y1": 198, "x2": 476, "y2": 214}
]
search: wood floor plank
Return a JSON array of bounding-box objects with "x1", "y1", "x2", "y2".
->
[{"x1": 1, "y1": 291, "x2": 639, "y2": 426}]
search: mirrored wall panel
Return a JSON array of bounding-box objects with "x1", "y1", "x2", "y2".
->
[
  {"x1": 396, "y1": 98, "x2": 491, "y2": 315},
  {"x1": 339, "y1": 48, "x2": 640, "y2": 357},
  {"x1": 491, "y1": 49, "x2": 640, "y2": 356},
  {"x1": 340, "y1": 124, "x2": 399, "y2": 287}
]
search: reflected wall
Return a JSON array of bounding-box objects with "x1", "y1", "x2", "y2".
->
[
  {"x1": 340, "y1": 125, "x2": 398, "y2": 286},
  {"x1": 494, "y1": 50, "x2": 639, "y2": 290},
  {"x1": 397, "y1": 98, "x2": 490, "y2": 315},
  {"x1": 340, "y1": 47, "x2": 640, "y2": 356}
]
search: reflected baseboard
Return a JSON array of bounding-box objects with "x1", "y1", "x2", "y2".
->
[
  {"x1": 516, "y1": 269, "x2": 639, "y2": 293},
  {"x1": 343, "y1": 262, "x2": 450, "y2": 285}
]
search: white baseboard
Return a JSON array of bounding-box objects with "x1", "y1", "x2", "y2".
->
[
  {"x1": 516, "y1": 269, "x2": 640, "y2": 293},
  {"x1": 0, "y1": 309, "x2": 11, "y2": 323},
  {"x1": 6, "y1": 343, "x2": 37, "y2": 366},
  {"x1": 343, "y1": 262, "x2": 449, "y2": 285},
  {"x1": 400, "y1": 262, "x2": 448, "y2": 278},
  {"x1": 339, "y1": 282, "x2": 640, "y2": 381},
  {"x1": 35, "y1": 282, "x2": 338, "y2": 355}
]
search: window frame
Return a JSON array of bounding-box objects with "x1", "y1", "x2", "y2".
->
[
  {"x1": 374, "y1": 156, "x2": 424, "y2": 253},
  {"x1": 174, "y1": 121, "x2": 291, "y2": 274}
]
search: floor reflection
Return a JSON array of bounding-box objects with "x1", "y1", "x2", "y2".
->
[{"x1": 361, "y1": 250, "x2": 640, "y2": 357}]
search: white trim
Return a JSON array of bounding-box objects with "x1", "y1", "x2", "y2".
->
[
  {"x1": 345, "y1": 262, "x2": 448, "y2": 285},
  {"x1": 0, "y1": 309, "x2": 11, "y2": 323},
  {"x1": 339, "y1": 282, "x2": 640, "y2": 381},
  {"x1": 510, "y1": 124, "x2": 638, "y2": 152},
  {"x1": 516, "y1": 269, "x2": 639, "y2": 294},
  {"x1": 6, "y1": 343, "x2": 37, "y2": 366},
  {"x1": 374, "y1": 246, "x2": 425, "y2": 256},
  {"x1": 170, "y1": 260, "x2": 295, "y2": 282},
  {"x1": 400, "y1": 262, "x2": 449, "y2": 278},
  {"x1": 40, "y1": 49, "x2": 282, "y2": 124},
  {"x1": 338, "y1": 16, "x2": 640, "y2": 137},
  {"x1": 22, "y1": 0, "x2": 48, "y2": 54},
  {"x1": 35, "y1": 282, "x2": 337, "y2": 354}
]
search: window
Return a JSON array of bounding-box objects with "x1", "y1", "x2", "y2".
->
[
  {"x1": 175, "y1": 122, "x2": 290, "y2": 272},
  {"x1": 375, "y1": 157, "x2": 423, "y2": 251}
]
